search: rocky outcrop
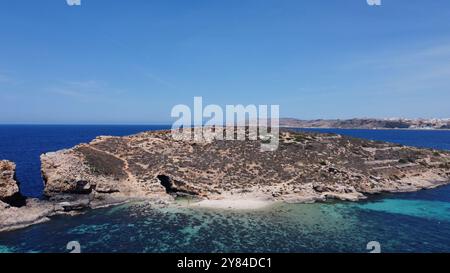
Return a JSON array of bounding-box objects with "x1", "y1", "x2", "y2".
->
[
  {"x1": 0, "y1": 161, "x2": 25, "y2": 206},
  {"x1": 0, "y1": 199, "x2": 55, "y2": 232},
  {"x1": 0, "y1": 160, "x2": 54, "y2": 232},
  {"x1": 0, "y1": 160, "x2": 98, "y2": 232},
  {"x1": 40, "y1": 129, "x2": 450, "y2": 204}
]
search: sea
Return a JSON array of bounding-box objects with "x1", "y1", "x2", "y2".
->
[{"x1": 0, "y1": 125, "x2": 450, "y2": 253}]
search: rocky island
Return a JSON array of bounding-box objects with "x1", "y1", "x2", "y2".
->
[{"x1": 1, "y1": 128, "x2": 450, "y2": 232}]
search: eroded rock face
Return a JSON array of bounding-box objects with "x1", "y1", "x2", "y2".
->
[
  {"x1": 40, "y1": 129, "x2": 450, "y2": 203},
  {"x1": 0, "y1": 160, "x2": 55, "y2": 232},
  {"x1": 0, "y1": 160, "x2": 25, "y2": 206}
]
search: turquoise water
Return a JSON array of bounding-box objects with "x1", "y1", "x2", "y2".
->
[
  {"x1": 356, "y1": 199, "x2": 450, "y2": 222},
  {"x1": 1, "y1": 190, "x2": 450, "y2": 253},
  {"x1": 0, "y1": 126, "x2": 450, "y2": 252}
]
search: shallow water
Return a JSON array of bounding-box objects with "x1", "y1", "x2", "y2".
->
[
  {"x1": 1, "y1": 188, "x2": 450, "y2": 253},
  {"x1": 0, "y1": 126, "x2": 450, "y2": 253}
]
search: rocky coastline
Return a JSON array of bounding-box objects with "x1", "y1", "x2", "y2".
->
[
  {"x1": 279, "y1": 118, "x2": 450, "y2": 130},
  {"x1": 1, "y1": 129, "x2": 450, "y2": 232}
]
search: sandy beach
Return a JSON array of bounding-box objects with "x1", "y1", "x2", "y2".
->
[{"x1": 187, "y1": 192, "x2": 276, "y2": 210}]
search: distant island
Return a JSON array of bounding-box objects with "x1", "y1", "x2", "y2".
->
[
  {"x1": 1, "y1": 128, "x2": 450, "y2": 232},
  {"x1": 279, "y1": 118, "x2": 450, "y2": 130}
]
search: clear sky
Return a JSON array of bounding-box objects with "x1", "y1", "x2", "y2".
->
[{"x1": 1, "y1": 0, "x2": 450, "y2": 124}]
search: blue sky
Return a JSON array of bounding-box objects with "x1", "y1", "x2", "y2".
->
[{"x1": 1, "y1": 0, "x2": 450, "y2": 124}]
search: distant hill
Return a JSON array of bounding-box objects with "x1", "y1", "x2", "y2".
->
[{"x1": 279, "y1": 118, "x2": 450, "y2": 129}]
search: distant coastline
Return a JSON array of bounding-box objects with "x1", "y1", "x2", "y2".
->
[
  {"x1": 2, "y1": 119, "x2": 450, "y2": 131},
  {"x1": 282, "y1": 126, "x2": 450, "y2": 131},
  {"x1": 279, "y1": 118, "x2": 450, "y2": 130},
  {"x1": 2, "y1": 117, "x2": 450, "y2": 131}
]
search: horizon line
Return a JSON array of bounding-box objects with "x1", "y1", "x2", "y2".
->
[{"x1": 1, "y1": 116, "x2": 450, "y2": 126}]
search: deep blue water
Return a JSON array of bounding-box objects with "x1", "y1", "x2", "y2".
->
[
  {"x1": 0, "y1": 126, "x2": 450, "y2": 253},
  {"x1": 0, "y1": 125, "x2": 170, "y2": 198}
]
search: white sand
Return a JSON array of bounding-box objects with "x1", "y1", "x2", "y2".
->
[{"x1": 190, "y1": 198, "x2": 274, "y2": 210}]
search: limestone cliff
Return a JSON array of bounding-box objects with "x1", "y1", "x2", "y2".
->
[
  {"x1": 0, "y1": 160, "x2": 24, "y2": 206},
  {"x1": 0, "y1": 160, "x2": 54, "y2": 232}
]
